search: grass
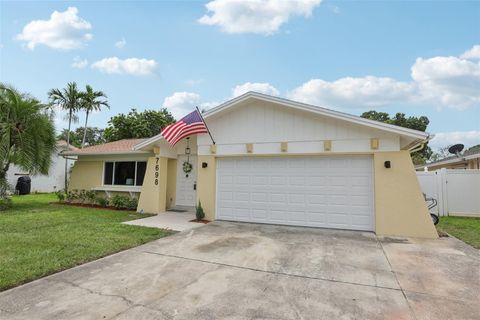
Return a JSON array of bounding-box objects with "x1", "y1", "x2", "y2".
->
[
  {"x1": 437, "y1": 216, "x2": 480, "y2": 249},
  {"x1": 0, "y1": 194, "x2": 172, "y2": 291}
]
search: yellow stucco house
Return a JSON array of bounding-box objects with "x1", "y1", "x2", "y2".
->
[{"x1": 64, "y1": 92, "x2": 438, "y2": 239}]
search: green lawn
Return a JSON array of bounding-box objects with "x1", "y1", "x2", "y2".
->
[
  {"x1": 437, "y1": 216, "x2": 480, "y2": 249},
  {"x1": 0, "y1": 194, "x2": 172, "y2": 291}
]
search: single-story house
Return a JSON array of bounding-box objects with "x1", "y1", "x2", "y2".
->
[
  {"x1": 416, "y1": 149, "x2": 480, "y2": 171},
  {"x1": 8, "y1": 140, "x2": 77, "y2": 193},
  {"x1": 64, "y1": 92, "x2": 438, "y2": 239}
]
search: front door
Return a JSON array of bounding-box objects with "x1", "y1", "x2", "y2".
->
[{"x1": 175, "y1": 155, "x2": 197, "y2": 206}]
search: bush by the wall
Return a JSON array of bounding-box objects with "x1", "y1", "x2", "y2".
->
[
  {"x1": 55, "y1": 190, "x2": 65, "y2": 202},
  {"x1": 196, "y1": 201, "x2": 205, "y2": 221},
  {"x1": 95, "y1": 196, "x2": 109, "y2": 207},
  {"x1": 78, "y1": 190, "x2": 88, "y2": 203},
  {"x1": 126, "y1": 197, "x2": 138, "y2": 210},
  {"x1": 66, "y1": 190, "x2": 79, "y2": 202},
  {"x1": 85, "y1": 190, "x2": 96, "y2": 205},
  {"x1": 110, "y1": 195, "x2": 130, "y2": 209}
]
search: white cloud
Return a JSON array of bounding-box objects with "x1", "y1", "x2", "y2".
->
[
  {"x1": 71, "y1": 56, "x2": 88, "y2": 69},
  {"x1": 163, "y1": 92, "x2": 202, "y2": 119},
  {"x1": 411, "y1": 56, "x2": 480, "y2": 110},
  {"x1": 288, "y1": 76, "x2": 415, "y2": 108},
  {"x1": 460, "y1": 45, "x2": 480, "y2": 60},
  {"x1": 115, "y1": 37, "x2": 126, "y2": 48},
  {"x1": 232, "y1": 82, "x2": 280, "y2": 97},
  {"x1": 288, "y1": 47, "x2": 480, "y2": 110},
  {"x1": 429, "y1": 131, "x2": 480, "y2": 150},
  {"x1": 16, "y1": 7, "x2": 92, "y2": 50},
  {"x1": 91, "y1": 57, "x2": 158, "y2": 76},
  {"x1": 198, "y1": 0, "x2": 322, "y2": 35}
]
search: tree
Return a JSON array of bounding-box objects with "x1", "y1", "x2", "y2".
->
[
  {"x1": 430, "y1": 146, "x2": 452, "y2": 162},
  {"x1": 0, "y1": 84, "x2": 56, "y2": 200},
  {"x1": 48, "y1": 82, "x2": 82, "y2": 191},
  {"x1": 104, "y1": 108, "x2": 175, "y2": 142},
  {"x1": 465, "y1": 144, "x2": 480, "y2": 154},
  {"x1": 80, "y1": 85, "x2": 109, "y2": 148},
  {"x1": 361, "y1": 111, "x2": 432, "y2": 164},
  {"x1": 57, "y1": 127, "x2": 105, "y2": 148}
]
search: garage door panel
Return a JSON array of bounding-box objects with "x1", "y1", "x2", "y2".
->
[{"x1": 217, "y1": 156, "x2": 374, "y2": 231}]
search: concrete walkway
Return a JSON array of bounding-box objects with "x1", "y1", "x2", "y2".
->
[
  {"x1": 123, "y1": 211, "x2": 204, "y2": 231},
  {"x1": 1, "y1": 222, "x2": 479, "y2": 319}
]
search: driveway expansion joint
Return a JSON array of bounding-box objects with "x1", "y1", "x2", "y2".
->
[
  {"x1": 375, "y1": 235, "x2": 418, "y2": 320},
  {"x1": 138, "y1": 248, "x2": 404, "y2": 292}
]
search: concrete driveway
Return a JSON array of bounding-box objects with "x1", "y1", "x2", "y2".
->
[{"x1": 0, "y1": 222, "x2": 478, "y2": 320}]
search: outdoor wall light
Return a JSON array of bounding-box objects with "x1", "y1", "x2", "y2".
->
[
  {"x1": 185, "y1": 137, "x2": 191, "y2": 155},
  {"x1": 202, "y1": 162, "x2": 208, "y2": 168},
  {"x1": 384, "y1": 161, "x2": 391, "y2": 168}
]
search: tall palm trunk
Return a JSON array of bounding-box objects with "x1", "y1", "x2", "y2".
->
[
  {"x1": 81, "y1": 111, "x2": 89, "y2": 148},
  {"x1": 64, "y1": 109, "x2": 73, "y2": 192}
]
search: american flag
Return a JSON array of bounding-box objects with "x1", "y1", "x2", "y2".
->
[{"x1": 161, "y1": 110, "x2": 208, "y2": 146}]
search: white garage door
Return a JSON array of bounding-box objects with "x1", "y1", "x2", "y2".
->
[{"x1": 216, "y1": 156, "x2": 374, "y2": 231}]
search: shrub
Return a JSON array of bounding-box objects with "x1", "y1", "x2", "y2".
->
[
  {"x1": 126, "y1": 197, "x2": 138, "y2": 210},
  {"x1": 77, "y1": 190, "x2": 88, "y2": 203},
  {"x1": 196, "y1": 201, "x2": 205, "y2": 221},
  {"x1": 55, "y1": 190, "x2": 65, "y2": 202},
  {"x1": 95, "y1": 196, "x2": 109, "y2": 207},
  {"x1": 0, "y1": 197, "x2": 12, "y2": 211},
  {"x1": 66, "y1": 190, "x2": 79, "y2": 202},
  {"x1": 110, "y1": 195, "x2": 130, "y2": 209},
  {"x1": 85, "y1": 190, "x2": 96, "y2": 205}
]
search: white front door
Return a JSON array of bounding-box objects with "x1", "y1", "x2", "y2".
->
[
  {"x1": 176, "y1": 155, "x2": 197, "y2": 206},
  {"x1": 216, "y1": 156, "x2": 374, "y2": 231}
]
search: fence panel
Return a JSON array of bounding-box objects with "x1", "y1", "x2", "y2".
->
[
  {"x1": 445, "y1": 169, "x2": 480, "y2": 217},
  {"x1": 417, "y1": 169, "x2": 480, "y2": 217}
]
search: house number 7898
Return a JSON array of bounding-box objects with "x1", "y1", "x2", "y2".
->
[{"x1": 154, "y1": 157, "x2": 159, "y2": 185}]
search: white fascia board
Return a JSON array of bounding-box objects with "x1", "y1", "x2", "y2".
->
[
  {"x1": 204, "y1": 92, "x2": 430, "y2": 141},
  {"x1": 62, "y1": 150, "x2": 150, "y2": 156},
  {"x1": 133, "y1": 133, "x2": 164, "y2": 150}
]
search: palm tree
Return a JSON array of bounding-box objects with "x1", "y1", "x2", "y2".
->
[
  {"x1": 0, "y1": 84, "x2": 56, "y2": 198},
  {"x1": 48, "y1": 82, "x2": 82, "y2": 191},
  {"x1": 80, "y1": 85, "x2": 109, "y2": 148}
]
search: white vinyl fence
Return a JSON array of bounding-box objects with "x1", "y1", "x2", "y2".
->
[{"x1": 417, "y1": 169, "x2": 480, "y2": 217}]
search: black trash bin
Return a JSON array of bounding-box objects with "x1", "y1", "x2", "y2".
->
[{"x1": 16, "y1": 176, "x2": 31, "y2": 195}]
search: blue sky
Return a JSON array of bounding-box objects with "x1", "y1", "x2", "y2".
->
[{"x1": 1, "y1": 0, "x2": 479, "y2": 150}]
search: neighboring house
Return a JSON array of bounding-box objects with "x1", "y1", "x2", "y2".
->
[
  {"x1": 7, "y1": 140, "x2": 77, "y2": 193},
  {"x1": 416, "y1": 149, "x2": 480, "y2": 171},
  {"x1": 64, "y1": 92, "x2": 437, "y2": 239}
]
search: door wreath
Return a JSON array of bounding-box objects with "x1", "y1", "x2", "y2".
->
[{"x1": 183, "y1": 161, "x2": 193, "y2": 177}]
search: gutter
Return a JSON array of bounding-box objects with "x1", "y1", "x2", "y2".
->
[{"x1": 408, "y1": 133, "x2": 434, "y2": 153}]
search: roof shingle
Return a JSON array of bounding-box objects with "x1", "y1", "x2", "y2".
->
[{"x1": 62, "y1": 139, "x2": 147, "y2": 155}]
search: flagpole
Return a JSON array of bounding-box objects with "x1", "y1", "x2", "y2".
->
[{"x1": 196, "y1": 106, "x2": 216, "y2": 145}]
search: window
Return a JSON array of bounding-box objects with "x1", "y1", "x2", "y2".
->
[
  {"x1": 136, "y1": 162, "x2": 147, "y2": 186},
  {"x1": 104, "y1": 162, "x2": 114, "y2": 185},
  {"x1": 103, "y1": 161, "x2": 147, "y2": 186}
]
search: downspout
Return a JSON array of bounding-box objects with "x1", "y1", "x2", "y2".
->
[{"x1": 408, "y1": 133, "x2": 433, "y2": 154}]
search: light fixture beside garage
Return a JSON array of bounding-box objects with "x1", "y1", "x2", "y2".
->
[{"x1": 384, "y1": 161, "x2": 391, "y2": 168}]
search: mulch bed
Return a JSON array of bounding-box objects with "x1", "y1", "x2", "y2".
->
[
  {"x1": 189, "y1": 219, "x2": 211, "y2": 224},
  {"x1": 52, "y1": 202, "x2": 136, "y2": 212}
]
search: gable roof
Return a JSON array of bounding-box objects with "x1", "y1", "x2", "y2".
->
[
  {"x1": 135, "y1": 91, "x2": 431, "y2": 151},
  {"x1": 63, "y1": 139, "x2": 149, "y2": 156},
  {"x1": 205, "y1": 92, "x2": 430, "y2": 140}
]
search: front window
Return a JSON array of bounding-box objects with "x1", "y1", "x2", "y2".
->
[{"x1": 104, "y1": 161, "x2": 147, "y2": 186}]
